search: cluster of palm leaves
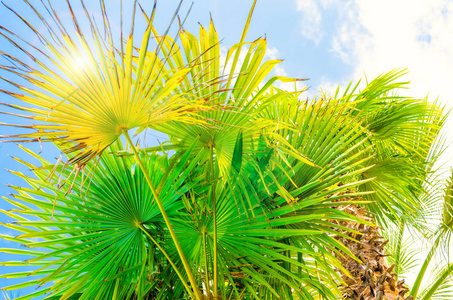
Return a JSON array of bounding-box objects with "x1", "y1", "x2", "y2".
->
[{"x1": 0, "y1": 1, "x2": 449, "y2": 299}]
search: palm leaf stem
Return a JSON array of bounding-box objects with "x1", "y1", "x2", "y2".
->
[
  {"x1": 210, "y1": 144, "x2": 219, "y2": 298},
  {"x1": 123, "y1": 130, "x2": 202, "y2": 300},
  {"x1": 203, "y1": 231, "x2": 211, "y2": 299},
  {"x1": 138, "y1": 223, "x2": 194, "y2": 299},
  {"x1": 394, "y1": 220, "x2": 405, "y2": 276},
  {"x1": 410, "y1": 234, "x2": 441, "y2": 298},
  {"x1": 421, "y1": 262, "x2": 453, "y2": 300}
]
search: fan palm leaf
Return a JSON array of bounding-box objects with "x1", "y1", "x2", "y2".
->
[
  {"x1": 327, "y1": 70, "x2": 445, "y2": 224},
  {"x1": 135, "y1": 12, "x2": 309, "y2": 178},
  {"x1": 0, "y1": 140, "x2": 206, "y2": 299},
  {"x1": 0, "y1": 0, "x2": 210, "y2": 168}
]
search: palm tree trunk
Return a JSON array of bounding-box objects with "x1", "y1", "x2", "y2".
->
[{"x1": 333, "y1": 201, "x2": 412, "y2": 300}]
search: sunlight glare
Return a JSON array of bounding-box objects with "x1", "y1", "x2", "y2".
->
[{"x1": 71, "y1": 54, "x2": 90, "y2": 72}]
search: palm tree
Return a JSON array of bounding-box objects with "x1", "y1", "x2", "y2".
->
[
  {"x1": 256, "y1": 70, "x2": 445, "y2": 300},
  {"x1": 0, "y1": 1, "x2": 449, "y2": 299}
]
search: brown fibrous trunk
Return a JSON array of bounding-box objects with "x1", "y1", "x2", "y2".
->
[{"x1": 332, "y1": 201, "x2": 412, "y2": 300}]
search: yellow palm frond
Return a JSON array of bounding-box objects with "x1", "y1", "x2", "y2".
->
[
  {"x1": 146, "y1": 17, "x2": 308, "y2": 176},
  {"x1": 0, "y1": 1, "x2": 211, "y2": 167}
]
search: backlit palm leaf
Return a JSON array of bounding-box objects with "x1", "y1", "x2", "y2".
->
[
  {"x1": 329, "y1": 70, "x2": 445, "y2": 224},
  {"x1": 142, "y1": 15, "x2": 309, "y2": 177},
  {"x1": 410, "y1": 170, "x2": 453, "y2": 299},
  {"x1": 381, "y1": 221, "x2": 419, "y2": 277},
  {"x1": 0, "y1": 0, "x2": 210, "y2": 168}
]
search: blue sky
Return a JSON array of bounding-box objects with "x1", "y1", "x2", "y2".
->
[{"x1": 1, "y1": 0, "x2": 453, "y2": 298}]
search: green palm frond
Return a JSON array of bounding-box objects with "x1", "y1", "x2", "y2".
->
[
  {"x1": 409, "y1": 170, "x2": 453, "y2": 299},
  {"x1": 166, "y1": 91, "x2": 378, "y2": 298},
  {"x1": 333, "y1": 70, "x2": 445, "y2": 224},
  {"x1": 382, "y1": 222, "x2": 419, "y2": 277},
  {"x1": 419, "y1": 262, "x2": 453, "y2": 300},
  {"x1": 0, "y1": 141, "x2": 206, "y2": 299},
  {"x1": 147, "y1": 16, "x2": 307, "y2": 177}
]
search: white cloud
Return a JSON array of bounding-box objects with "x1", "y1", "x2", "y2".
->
[
  {"x1": 325, "y1": 0, "x2": 453, "y2": 170},
  {"x1": 295, "y1": 0, "x2": 357, "y2": 45},
  {"x1": 330, "y1": 0, "x2": 453, "y2": 103},
  {"x1": 295, "y1": 0, "x2": 324, "y2": 44},
  {"x1": 295, "y1": 0, "x2": 453, "y2": 108},
  {"x1": 266, "y1": 47, "x2": 280, "y2": 60}
]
